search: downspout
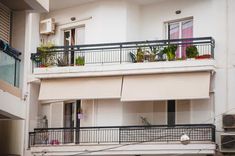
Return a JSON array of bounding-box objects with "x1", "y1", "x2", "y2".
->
[{"x1": 225, "y1": 0, "x2": 229, "y2": 112}]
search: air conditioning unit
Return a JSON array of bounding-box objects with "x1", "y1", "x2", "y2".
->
[
  {"x1": 223, "y1": 114, "x2": 235, "y2": 129},
  {"x1": 220, "y1": 133, "x2": 235, "y2": 153},
  {"x1": 40, "y1": 18, "x2": 55, "y2": 35}
]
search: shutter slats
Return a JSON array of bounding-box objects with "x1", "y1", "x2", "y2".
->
[{"x1": 0, "y1": 3, "x2": 11, "y2": 44}]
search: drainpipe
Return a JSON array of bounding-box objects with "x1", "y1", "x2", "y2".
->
[{"x1": 225, "y1": 0, "x2": 229, "y2": 112}]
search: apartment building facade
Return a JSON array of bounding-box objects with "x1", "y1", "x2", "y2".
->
[
  {"x1": 0, "y1": 0, "x2": 48, "y2": 155},
  {"x1": 1, "y1": 0, "x2": 233, "y2": 156}
]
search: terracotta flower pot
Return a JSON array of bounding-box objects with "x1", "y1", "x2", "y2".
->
[{"x1": 195, "y1": 54, "x2": 211, "y2": 59}]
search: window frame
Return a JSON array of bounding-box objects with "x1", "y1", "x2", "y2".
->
[{"x1": 164, "y1": 17, "x2": 193, "y2": 40}]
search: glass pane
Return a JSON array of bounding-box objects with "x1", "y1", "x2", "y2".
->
[
  {"x1": 64, "y1": 31, "x2": 70, "y2": 39},
  {"x1": 0, "y1": 50, "x2": 16, "y2": 86},
  {"x1": 64, "y1": 103, "x2": 74, "y2": 143},
  {"x1": 182, "y1": 20, "x2": 193, "y2": 58},
  {"x1": 64, "y1": 31, "x2": 71, "y2": 46},
  {"x1": 182, "y1": 20, "x2": 193, "y2": 38},
  {"x1": 169, "y1": 23, "x2": 180, "y2": 58},
  {"x1": 15, "y1": 60, "x2": 20, "y2": 87},
  {"x1": 169, "y1": 23, "x2": 180, "y2": 39}
]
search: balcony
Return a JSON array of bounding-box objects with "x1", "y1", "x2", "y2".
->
[
  {"x1": 31, "y1": 37, "x2": 215, "y2": 78},
  {"x1": 28, "y1": 124, "x2": 215, "y2": 155},
  {"x1": 29, "y1": 124, "x2": 215, "y2": 146},
  {"x1": 0, "y1": 39, "x2": 21, "y2": 87},
  {"x1": 0, "y1": 40, "x2": 25, "y2": 119}
]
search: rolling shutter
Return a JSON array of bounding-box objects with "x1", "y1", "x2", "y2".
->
[
  {"x1": 39, "y1": 76, "x2": 122, "y2": 101},
  {"x1": 121, "y1": 72, "x2": 211, "y2": 101},
  {"x1": 0, "y1": 3, "x2": 11, "y2": 43}
]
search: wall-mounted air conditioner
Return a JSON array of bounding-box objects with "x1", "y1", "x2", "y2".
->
[
  {"x1": 223, "y1": 114, "x2": 235, "y2": 129},
  {"x1": 40, "y1": 18, "x2": 55, "y2": 35},
  {"x1": 220, "y1": 133, "x2": 235, "y2": 153}
]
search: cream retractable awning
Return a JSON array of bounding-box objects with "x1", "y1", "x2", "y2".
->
[
  {"x1": 39, "y1": 76, "x2": 122, "y2": 101},
  {"x1": 121, "y1": 72, "x2": 210, "y2": 101}
]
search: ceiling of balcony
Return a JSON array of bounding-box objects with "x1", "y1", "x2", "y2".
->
[
  {"x1": 50, "y1": 0, "x2": 165, "y2": 11},
  {"x1": 0, "y1": 0, "x2": 32, "y2": 11}
]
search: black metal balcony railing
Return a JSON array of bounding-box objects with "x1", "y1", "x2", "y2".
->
[
  {"x1": 31, "y1": 37, "x2": 215, "y2": 68},
  {"x1": 28, "y1": 124, "x2": 215, "y2": 148},
  {"x1": 0, "y1": 39, "x2": 21, "y2": 87}
]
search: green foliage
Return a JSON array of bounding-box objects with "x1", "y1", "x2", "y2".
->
[
  {"x1": 148, "y1": 45, "x2": 158, "y2": 55},
  {"x1": 75, "y1": 56, "x2": 85, "y2": 66},
  {"x1": 37, "y1": 42, "x2": 56, "y2": 67},
  {"x1": 148, "y1": 45, "x2": 160, "y2": 62},
  {"x1": 186, "y1": 45, "x2": 199, "y2": 58},
  {"x1": 162, "y1": 45, "x2": 177, "y2": 61},
  {"x1": 38, "y1": 42, "x2": 55, "y2": 52},
  {"x1": 136, "y1": 47, "x2": 144, "y2": 62}
]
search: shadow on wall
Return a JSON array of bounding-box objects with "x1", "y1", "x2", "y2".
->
[{"x1": 0, "y1": 120, "x2": 23, "y2": 156}]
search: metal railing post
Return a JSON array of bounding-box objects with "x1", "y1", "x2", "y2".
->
[
  {"x1": 211, "y1": 38, "x2": 215, "y2": 59},
  {"x1": 28, "y1": 133, "x2": 31, "y2": 149},
  {"x1": 120, "y1": 44, "x2": 122, "y2": 64},
  {"x1": 33, "y1": 132, "x2": 35, "y2": 146},
  {"x1": 118, "y1": 127, "x2": 121, "y2": 144},
  {"x1": 212, "y1": 125, "x2": 216, "y2": 142}
]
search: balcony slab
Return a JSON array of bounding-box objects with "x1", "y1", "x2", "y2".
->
[
  {"x1": 32, "y1": 59, "x2": 216, "y2": 79},
  {"x1": 30, "y1": 142, "x2": 216, "y2": 156}
]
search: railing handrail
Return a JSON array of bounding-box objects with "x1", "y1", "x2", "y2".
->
[
  {"x1": 33, "y1": 124, "x2": 215, "y2": 131},
  {"x1": 31, "y1": 37, "x2": 215, "y2": 68},
  {"x1": 35, "y1": 37, "x2": 214, "y2": 52},
  {"x1": 0, "y1": 39, "x2": 21, "y2": 61},
  {"x1": 29, "y1": 123, "x2": 216, "y2": 148}
]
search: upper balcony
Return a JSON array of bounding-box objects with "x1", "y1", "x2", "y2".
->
[
  {"x1": 31, "y1": 37, "x2": 215, "y2": 79},
  {"x1": 0, "y1": 39, "x2": 25, "y2": 119}
]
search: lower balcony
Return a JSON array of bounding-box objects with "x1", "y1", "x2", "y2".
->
[{"x1": 29, "y1": 124, "x2": 216, "y2": 155}]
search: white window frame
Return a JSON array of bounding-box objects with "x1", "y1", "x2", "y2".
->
[
  {"x1": 164, "y1": 17, "x2": 193, "y2": 58},
  {"x1": 164, "y1": 17, "x2": 193, "y2": 40}
]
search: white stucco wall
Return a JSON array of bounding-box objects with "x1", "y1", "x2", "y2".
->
[
  {"x1": 0, "y1": 89, "x2": 25, "y2": 119},
  {"x1": 227, "y1": 0, "x2": 235, "y2": 114},
  {"x1": 28, "y1": 83, "x2": 40, "y2": 131},
  {"x1": 81, "y1": 100, "x2": 94, "y2": 127},
  {"x1": 42, "y1": 0, "x2": 128, "y2": 45},
  {"x1": 0, "y1": 120, "x2": 24, "y2": 156},
  {"x1": 42, "y1": 99, "x2": 211, "y2": 128},
  {"x1": 96, "y1": 99, "x2": 123, "y2": 126},
  {"x1": 126, "y1": 2, "x2": 140, "y2": 41}
]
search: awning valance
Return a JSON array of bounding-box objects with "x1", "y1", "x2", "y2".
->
[
  {"x1": 121, "y1": 72, "x2": 210, "y2": 101},
  {"x1": 39, "y1": 76, "x2": 122, "y2": 101}
]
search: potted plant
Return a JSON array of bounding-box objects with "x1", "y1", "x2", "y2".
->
[
  {"x1": 162, "y1": 45, "x2": 177, "y2": 61},
  {"x1": 195, "y1": 54, "x2": 211, "y2": 59},
  {"x1": 75, "y1": 56, "x2": 85, "y2": 66},
  {"x1": 186, "y1": 45, "x2": 199, "y2": 59},
  {"x1": 136, "y1": 47, "x2": 144, "y2": 62},
  {"x1": 148, "y1": 45, "x2": 158, "y2": 62},
  {"x1": 37, "y1": 42, "x2": 56, "y2": 67}
]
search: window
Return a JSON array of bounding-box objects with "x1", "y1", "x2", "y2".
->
[
  {"x1": 63, "y1": 27, "x2": 85, "y2": 65},
  {"x1": 63, "y1": 27, "x2": 85, "y2": 46},
  {"x1": 63, "y1": 101, "x2": 81, "y2": 144},
  {"x1": 0, "y1": 3, "x2": 11, "y2": 44},
  {"x1": 165, "y1": 18, "x2": 193, "y2": 58},
  {"x1": 167, "y1": 100, "x2": 175, "y2": 126}
]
